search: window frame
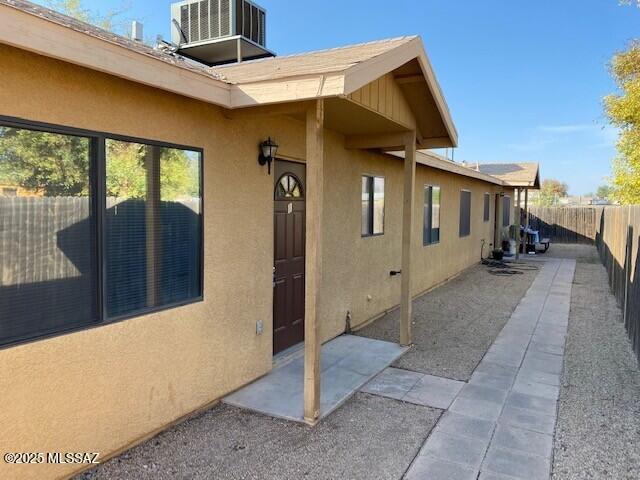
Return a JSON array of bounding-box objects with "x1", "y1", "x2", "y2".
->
[
  {"x1": 0, "y1": 114, "x2": 205, "y2": 349},
  {"x1": 502, "y1": 194, "x2": 511, "y2": 227},
  {"x1": 483, "y1": 192, "x2": 490, "y2": 222},
  {"x1": 423, "y1": 184, "x2": 441, "y2": 246},
  {"x1": 459, "y1": 189, "x2": 472, "y2": 238},
  {"x1": 361, "y1": 174, "x2": 385, "y2": 238}
]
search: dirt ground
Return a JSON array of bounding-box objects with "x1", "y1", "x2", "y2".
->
[
  {"x1": 551, "y1": 244, "x2": 640, "y2": 479},
  {"x1": 357, "y1": 261, "x2": 539, "y2": 380},
  {"x1": 78, "y1": 260, "x2": 538, "y2": 479}
]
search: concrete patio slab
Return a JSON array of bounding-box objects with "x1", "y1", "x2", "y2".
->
[
  {"x1": 362, "y1": 368, "x2": 464, "y2": 409},
  {"x1": 223, "y1": 334, "x2": 407, "y2": 422}
]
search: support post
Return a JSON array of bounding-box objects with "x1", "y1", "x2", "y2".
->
[
  {"x1": 522, "y1": 188, "x2": 529, "y2": 255},
  {"x1": 304, "y1": 99, "x2": 324, "y2": 425},
  {"x1": 515, "y1": 188, "x2": 521, "y2": 260},
  {"x1": 400, "y1": 132, "x2": 416, "y2": 346},
  {"x1": 495, "y1": 191, "x2": 503, "y2": 250}
]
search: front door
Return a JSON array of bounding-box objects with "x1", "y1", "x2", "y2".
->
[{"x1": 273, "y1": 160, "x2": 306, "y2": 354}]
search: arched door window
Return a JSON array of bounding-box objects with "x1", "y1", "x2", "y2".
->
[{"x1": 275, "y1": 173, "x2": 304, "y2": 199}]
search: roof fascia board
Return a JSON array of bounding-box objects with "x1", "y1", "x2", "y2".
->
[
  {"x1": 342, "y1": 39, "x2": 422, "y2": 94},
  {"x1": 414, "y1": 50, "x2": 459, "y2": 148},
  {"x1": 229, "y1": 73, "x2": 345, "y2": 108},
  {"x1": 411, "y1": 151, "x2": 504, "y2": 185},
  {"x1": 0, "y1": 3, "x2": 231, "y2": 107}
]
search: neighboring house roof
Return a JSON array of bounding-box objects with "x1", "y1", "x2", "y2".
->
[
  {"x1": 476, "y1": 163, "x2": 540, "y2": 188},
  {"x1": 0, "y1": 0, "x2": 457, "y2": 148}
]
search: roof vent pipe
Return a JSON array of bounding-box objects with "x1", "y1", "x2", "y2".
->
[{"x1": 131, "y1": 21, "x2": 144, "y2": 42}]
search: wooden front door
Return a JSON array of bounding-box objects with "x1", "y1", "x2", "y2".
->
[{"x1": 273, "y1": 160, "x2": 306, "y2": 354}]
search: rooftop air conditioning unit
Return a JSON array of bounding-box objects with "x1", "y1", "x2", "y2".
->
[{"x1": 171, "y1": 0, "x2": 274, "y2": 65}]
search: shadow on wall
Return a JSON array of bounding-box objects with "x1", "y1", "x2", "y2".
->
[
  {"x1": 596, "y1": 212, "x2": 640, "y2": 365},
  {"x1": 0, "y1": 198, "x2": 200, "y2": 346}
]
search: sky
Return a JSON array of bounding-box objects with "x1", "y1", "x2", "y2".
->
[{"x1": 38, "y1": 0, "x2": 640, "y2": 194}]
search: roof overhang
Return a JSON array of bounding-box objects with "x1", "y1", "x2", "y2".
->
[
  {"x1": 0, "y1": 1, "x2": 232, "y2": 106},
  {"x1": 0, "y1": 1, "x2": 457, "y2": 150},
  {"x1": 389, "y1": 151, "x2": 504, "y2": 186},
  {"x1": 228, "y1": 37, "x2": 458, "y2": 149}
]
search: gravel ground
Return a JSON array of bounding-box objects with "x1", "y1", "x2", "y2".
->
[
  {"x1": 78, "y1": 393, "x2": 440, "y2": 480},
  {"x1": 357, "y1": 262, "x2": 538, "y2": 380},
  {"x1": 552, "y1": 245, "x2": 640, "y2": 480}
]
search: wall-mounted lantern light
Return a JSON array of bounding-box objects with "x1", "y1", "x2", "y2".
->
[{"x1": 258, "y1": 137, "x2": 278, "y2": 174}]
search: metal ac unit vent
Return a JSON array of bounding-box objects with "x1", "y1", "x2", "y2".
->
[{"x1": 171, "y1": 0, "x2": 273, "y2": 65}]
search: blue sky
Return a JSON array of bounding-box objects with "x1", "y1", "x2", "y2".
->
[{"x1": 40, "y1": 0, "x2": 640, "y2": 194}]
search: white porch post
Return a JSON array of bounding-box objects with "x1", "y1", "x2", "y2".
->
[
  {"x1": 304, "y1": 99, "x2": 324, "y2": 424},
  {"x1": 400, "y1": 132, "x2": 416, "y2": 346}
]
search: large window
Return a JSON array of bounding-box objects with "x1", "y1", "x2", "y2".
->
[
  {"x1": 423, "y1": 185, "x2": 440, "y2": 245},
  {"x1": 105, "y1": 140, "x2": 202, "y2": 318},
  {"x1": 459, "y1": 190, "x2": 471, "y2": 237},
  {"x1": 503, "y1": 195, "x2": 511, "y2": 227},
  {"x1": 0, "y1": 117, "x2": 202, "y2": 347},
  {"x1": 361, "y1": 175, "x2": 385, "y2": 236},
  {"x1": 483, "y1": 193, "x2": 490, "y2": 222}
]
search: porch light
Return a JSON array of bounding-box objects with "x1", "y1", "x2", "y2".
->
[{"x1": 258, "y1": 137, "x2": 278, "y2": 174}]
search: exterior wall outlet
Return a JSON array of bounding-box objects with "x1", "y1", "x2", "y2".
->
[{"x1": 256, "y1": 320, "x2": 264, "y2": 335}]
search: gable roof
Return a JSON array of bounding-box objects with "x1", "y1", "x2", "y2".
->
[
  {"x1": 215, "y1": 37, "x2": 417, "y2": 84},
  {"x1": 476, "y1": 163, "x2": 540, "y2": 188},
  {"x1": 0, "y1": 0, "x2": 457, "y2": 148}
]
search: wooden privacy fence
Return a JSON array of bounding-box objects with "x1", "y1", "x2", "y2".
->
[
  {"x1": 594, "y1": 206, "x2": 640, "y2": 365},
  {"x1": 526, "y1": 205, "x2": 639, "y2": 364},
  {"x1": 527, "y1": 206, "x2": 600, "y2": 243}
]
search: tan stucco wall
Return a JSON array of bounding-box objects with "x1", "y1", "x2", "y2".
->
[{"x1": 0, "y1": 45, "x2": 505, "y2": 479}]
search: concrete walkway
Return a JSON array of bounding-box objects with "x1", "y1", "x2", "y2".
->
[
  {"x1": 223, "y1": 335, "x2": 407, "y2": 422},
  {"x1": 363, "y1": 257, "x2": 576, "y2": 480}
]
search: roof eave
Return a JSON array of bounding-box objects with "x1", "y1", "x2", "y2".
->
[{"x1": 0, "y1": 2, "x2": 231, "y2": 107}]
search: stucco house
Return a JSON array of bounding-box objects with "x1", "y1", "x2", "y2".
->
[{"x1": 0, "y1": 1, "x2": 531, "y2": 478}]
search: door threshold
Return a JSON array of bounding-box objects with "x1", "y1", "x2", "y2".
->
[{"x1": 273, "y1": 342, "x2": 304, "y2": 368}]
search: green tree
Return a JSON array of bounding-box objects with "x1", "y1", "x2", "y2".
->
[
  {"x1": 538, "y1": 179, "x2": 568, "y2": 206},
  {"x1": 605, "y1": 42, "x2": 640, "y2": 204},
  {"x1": 596, "y1": 184, "x2": 614, "y2": 200},
  {"x1": 45, "y1": 0, "x2": 131, "y2": 34},
  {"x1": 0, "y1": 127, "x2": 90, "y2": 196}
]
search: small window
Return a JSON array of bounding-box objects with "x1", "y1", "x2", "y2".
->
[
  {"x1": 483, "y1": 193, "x2": 490, "y2": 222},
  {"x1": 2, "y1": 187, "x2": 17, "y2": 197},
  {"x1": 361, "y1": 175, "x2": 384, "y2": 236},
  {"x1": 502, "y1": 195, "x2": 511, "y2": 227},
  {"x1": 275, "y1": 173, "x2": 303, "y2": 199},
  {"x1": 423, "y1": 185, "x2": 440, "y2": 245},
  {"x1": 459, "y1": 190, "x2": 471, "y2": 237}
]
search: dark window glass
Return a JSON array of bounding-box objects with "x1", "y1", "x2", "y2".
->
[
  {"x1": 0, "y1": 125, "x2": 98, "y2": 345},
  {"x1": 483, "y1": 193, "x2": 490, "y2": 222},
  {"x1": 423, "y1": 185, "x2": 441, "y2": 245},
  {"x1": 503, "y1": 195, "x2": 511, "y2": 227},
  {"x1": 459, "y1": 190, "x2": 471, "y2": 237},
  {"x1": 361, "y1": 175, "x2": 384, "y2": 236},
  {"x1": 105, "y1": 140, "x2": 202, "y2": 318}
]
